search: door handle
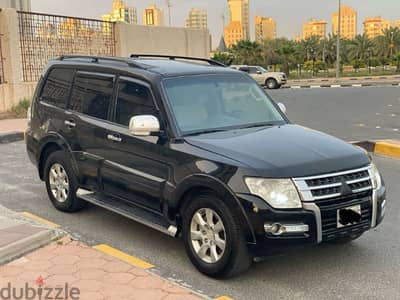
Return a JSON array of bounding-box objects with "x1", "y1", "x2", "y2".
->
[
  {"x1": 107, "y1": 134, "x2": 122, "y2": 143},
  {"x1": 64, "y1": 120, "x2": 76, "y2": 128}
]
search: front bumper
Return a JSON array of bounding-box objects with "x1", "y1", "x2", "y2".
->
[{"x1": 238, "y1": 185, "x2": 386, "y2": 257}]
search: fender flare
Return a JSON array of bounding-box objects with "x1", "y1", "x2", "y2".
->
[
  {"x1": 168, "y1": 174, "x2": 256, "y2": 244},
  {"x1": 37, "y1": 132, "x2": 80, "y2": 180}
]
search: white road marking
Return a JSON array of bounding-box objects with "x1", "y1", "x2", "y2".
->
[{"x1": 376, "y1": 126, "x2": 381, "y2": 129}]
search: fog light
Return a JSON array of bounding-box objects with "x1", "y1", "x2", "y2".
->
[{"x1": 264, "y1": 223, "x2": 309, "y2": 236}]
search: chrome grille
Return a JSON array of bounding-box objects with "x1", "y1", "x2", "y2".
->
[{"x1": 293, "y1": 166, "x2": 372, "y2": 202}]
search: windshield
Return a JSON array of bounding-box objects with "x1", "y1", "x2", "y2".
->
[{"x1": 163, "y1": 74, "x2": 286, "y2": 135}]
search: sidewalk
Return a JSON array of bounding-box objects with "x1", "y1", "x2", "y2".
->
[
  {"x1": 0, "y1": 118, "x2": 26, "y2": 143},
  {"x1": 0, "y1": 236, "x2": 204, "y2": 300},
  {"x1": 0, "y1": 206, "x2": 204, "y2": 300},
  {"x1": 0, "y1": 205, "x2": 61, "y2": 265}
]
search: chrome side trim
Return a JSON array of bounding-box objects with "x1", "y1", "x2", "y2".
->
[
  {"x1": 105, "y1": 160, "x2": 165, "y2": 183},
  {"x1": 294, "y1": 166, "x2": 371, "y2": 181},
  {"x1": 302, "y1": 202, "x2": 322, "y2": 243},
  {"x1": 369, "y1": 169, "x2": 378, "y2": 228}
]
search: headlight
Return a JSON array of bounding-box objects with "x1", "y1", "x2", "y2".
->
[
  {"x1": 245, "y1": 178, "x2": 302, "y2": 209},
  {"x1": 370, "y1": 162, "x2": 382, "y2": 190}
]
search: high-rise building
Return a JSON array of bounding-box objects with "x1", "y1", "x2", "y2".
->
[
  {"x1": 302, "y1": 19, "x2": 327, "y2": 40},
  {"x1": 0, "y1": 0, "x2": 31, "y2": 11},
  {"x1": 185, "y1": 8, "x2": 207, "y2": 29},
  {"x1": 227, "y1": 0, "x2": 249, "y2": 40},
  {"x1": 143, "y1": 4, "x2": 164, "y2": 26},
  {"x1": 255, "y1": 16, "x2": 276, "y2": 41},
  {"x1": 224, "y1": 21, "x2": 243, "y2": 48},
  {"x1": 101, "y1": 0, "x2": 137, "y2": 24},
  {"x1": 364, "y1": 17, "x2": 391, "y2": 39},
  {"x1": 332, "y1": 6, "x2": 357, "y2": 39}
]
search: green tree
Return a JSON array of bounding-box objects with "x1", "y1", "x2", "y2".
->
[
  {"x1": 349, "y1": 34, "x2": 373, "y2": 60},
  {"x1": 374, "y1": 27, "x2": 400, "y2": 59},
  {"x1": 230, "y1": 40, "x2": 263, "y2": 65},
  {"x1": 212, "y1": 52, "x2": 234, "y2": 66}
]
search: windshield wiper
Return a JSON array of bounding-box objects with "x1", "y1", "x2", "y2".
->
[
  {"x1": 184, "y1": 129, "x2": 228, "y2": 137},
  {"x1": 237, "y1": 123, "x2": 276, "y2": 130}
]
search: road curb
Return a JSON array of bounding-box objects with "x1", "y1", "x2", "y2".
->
[
  {"x1": 354, "y1": 140, "x2": 400, "y2": 159},
  {"x1": 282, "y1": 82, "x2": 400, "y2": 89},
  {"x1": 0, "y1": 131, "x2": 24, "y2": 144},
  {"x1": 0, "y1": 229, "x2": 62, "y2": 265}
]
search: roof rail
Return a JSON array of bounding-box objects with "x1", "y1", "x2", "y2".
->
[
  {"x1": 57, "y1": 55, "x2": 145, "y2": 69},
  {"x1": 130, "y1": 54, "x2": 226, "y2": 67}
]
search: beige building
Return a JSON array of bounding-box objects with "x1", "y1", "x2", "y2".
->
[
  {"x1": 143, "y1": 4, "x2": 163, "y2": 26},
  {"x1": 224, "y1": 21, "x2": 243, "y2": 48},
  {"x1": 0, "y1": 0, "x2": 30, "y2": 11},
  {"x1": 255, "y1": 16, "x2": 276, "y2": 41},
  {"x1": 185, "y1": 8, "x2": 207, "y2": 29},
  {"x1": 332, "y1": 5, "x2": 357, "y2": 39},
  {"x1": 302, "y1": 19, "x2": 327, "y2": 39},
  {"x1": 393, "y1": 19, "x2": 400, "y2": 29},
  {"x1": 102, "y1": 0, "x2": 137, "y2": 24},
  {"x1": 364, "y1": 17, "x2": 391, "y2": 39},
  {"x1": 227, "y1": 0, "x2": 249, "y2": 40}
]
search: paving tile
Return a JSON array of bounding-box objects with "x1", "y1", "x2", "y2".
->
[
  {"x1": 50, "y1": 254, "x2": 80, "y2": 265},
  {"x1": 130, "y1": 275, "x2": 166, "y2": 289},
  {"x1": 75, "y1": 268, "x2": 106, "y2": 280},
  {"x1": 101, "y1": 260, "x2": 133, "y2": 273}
]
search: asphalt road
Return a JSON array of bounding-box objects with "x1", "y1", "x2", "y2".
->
[
  {"x1": 0, "y1": 87, "x2": 399, "y2": 300},
  {"x1": 268, "y1": 86, "x2": 400, "y2": 141}
]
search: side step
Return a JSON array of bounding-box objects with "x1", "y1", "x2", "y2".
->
[{"x1": 77, "y1": 189, "x2": 178, "y2": 237}]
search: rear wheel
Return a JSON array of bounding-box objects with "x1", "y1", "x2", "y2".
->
[
  {"x1": 266, "y1": 78, "x2": 278, "y2": 89},
  {"x1": 181, "y1": 194, "x2": 252, "y2": 278},
  {"x1": 44, "y1": 151, "x2": 85, "y2": 212}
]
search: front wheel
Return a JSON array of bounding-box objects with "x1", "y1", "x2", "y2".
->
[
  {"x1": 265, "y1": 78, "x2": 278, "y2": 89},
  {"x1": 181, "y1": 194, "x2": 252, "y2": 278}
]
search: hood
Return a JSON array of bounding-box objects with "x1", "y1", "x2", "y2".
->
[{"x1": 184, "y1": 124, "x2": 369, "y2": 178}]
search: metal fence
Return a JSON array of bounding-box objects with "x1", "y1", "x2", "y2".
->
[
  {"x1": 0, "y1": 34, "x2": 5, "y2": 84},
  {"x1": 17, "y1": 11, "x2": 116, "y2": 82}
]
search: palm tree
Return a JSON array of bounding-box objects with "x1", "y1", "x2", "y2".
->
[
  {"x1": 374, "y1": 27, "x2": 400, "y2": 59},
  {"x1": 348, "y1": 34, "x2": 373, "y2": 60},
  {"x1": 230, "y1": 40, "x2": 262, "y2": 65}
]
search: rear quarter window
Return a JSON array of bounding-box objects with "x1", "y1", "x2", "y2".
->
[{"x1": 40, "y1": 68, "x2": 75, "y2": 108}]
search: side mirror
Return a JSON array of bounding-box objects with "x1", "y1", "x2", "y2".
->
[
  {"x1": 129, "y1": 115, "x2": 160, "y2": 136},
  {"x1": 256, "y1": 70, "x2": 262, "y2": 74},
  {"x1": 278, "y1": 102, "x2": 287, "y2": 115}
]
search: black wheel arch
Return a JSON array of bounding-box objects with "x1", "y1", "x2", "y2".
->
[
  {"x1": 37, "y1": 133, "x2": 80, "y2": 181},
  {"x1": 167, "y1": 174, "x2": 256, "y2": 244}
]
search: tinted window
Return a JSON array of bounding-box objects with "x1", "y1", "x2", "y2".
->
[
  {"x1": 41, "y1": 68, "x2": 74, "y2": 108},
  {"x1": 115, "y1": 79, "x2": 157, "y2": 126},
  {"x1": 248, "y1": 67, "x2": 259, "y2": 74},
  {"x1": 69, "y1": 73, "x2": 114, "y2": 120}
]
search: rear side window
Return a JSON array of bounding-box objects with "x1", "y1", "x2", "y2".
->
[
  {"x1": 115, "y1": 79, "x2": 157, "y2": 126},
  {"x1": 41, "y1": 68, "x2": 74, "y2": 108},
  {"x1": 69, "y1": 73, "x2": 114, "y2": 120}
]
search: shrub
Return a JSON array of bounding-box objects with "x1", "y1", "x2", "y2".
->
[{"x1": 11, "y1": 98, "x2": 31, "y2": 118}]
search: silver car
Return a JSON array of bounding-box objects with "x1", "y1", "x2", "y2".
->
[{"x1": 230, "y1": 65, "x2": 287, "y2": 89}]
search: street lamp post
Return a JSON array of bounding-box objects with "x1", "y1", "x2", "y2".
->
[
  {"x1": 336, "y1": 0, "x2": 341, "y2": 80},
  {"x1": 166, "y1": 0, "x2": 172, "y2": 26},
  {"x1": 368, "y1": 48, "x2": 372, "y2": 74}
]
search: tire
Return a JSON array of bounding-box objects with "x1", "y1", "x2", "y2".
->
[
  {"x1": 266, "y1": 78, "x2": 278, "y2": 89},
  {"x1": 181, "y1": 194, "x2": 252, "y2": 278},
  {"x1": 44, "y1": 151, "x2": 85, "y2": 212},
  {"x1": 329, "y1": 232, "x2": 364, "y2": 244}
]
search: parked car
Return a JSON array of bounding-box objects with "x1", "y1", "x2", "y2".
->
[
  {"x1": 26, "y1": 55, "x2": 386, "y2": 278},
  {"x1": 230, "y1": 65, "x2": 287, "y2": 89}
]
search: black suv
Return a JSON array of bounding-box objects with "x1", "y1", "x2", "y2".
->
[{"x1": 26, "y1": 55, "x2": 386, "y2": 278}]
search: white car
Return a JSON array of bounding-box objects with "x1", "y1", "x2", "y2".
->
[{"x1": 230, "y1": 65, "x2": 287, "y2": 89}]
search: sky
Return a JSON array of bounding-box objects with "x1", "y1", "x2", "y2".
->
[{"x1": 31, "y1": 0, "x2": 400, "y2": 47}]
